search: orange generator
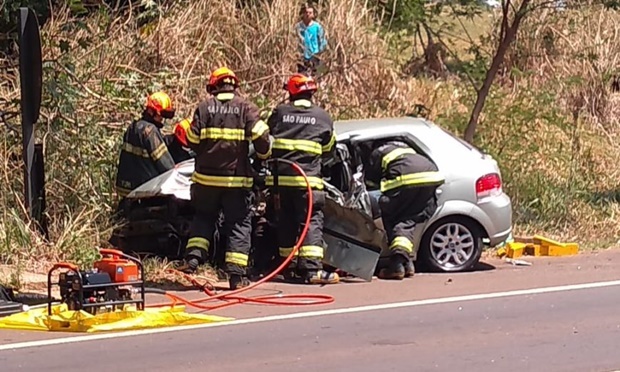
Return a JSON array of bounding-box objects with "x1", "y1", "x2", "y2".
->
[
  {"x1": 47, "y1": 248, "x2": 145, "y2": 315},
  {"x1": 94, "y1": 251, "x2": 140, "y2": 283}
]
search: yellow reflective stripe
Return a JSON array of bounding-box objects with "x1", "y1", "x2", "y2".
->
[
  {"x1": 200, "y1": 127, "x2": 246, "y2": 141},
  {"x1": 191, "y1": 173, "x2": 254, "y2": 188},
  {"x1": 186, "y1": 128, "x2": 200, "y2": 144},
  {"x1": 293, "y1": 99, "x2": 312, "y2": 108},
  {"x1": 382, "y1": 148, "x2": 416, "y2": 170},
  {"x1": 121, "y1": 142, "x2": 149, "y2": 158},
  {"x1": 300, "y1": 245, "x2": 324, "y2": 258},
  {"x1": 322, "y1": 132, "x2": 336, "y2": 153},
  {"x1": 186, "y1": 237, "x2": 209, "y2": 250},
  {"x1": 225, "y1": 252, "x2": 249, "y2": 267},
  {"x1": 151, "y1": 142, "x2": 169, "y2": 161},
  {"x1": 216, "y1": 93, "x2": 235, "y2": 101},
  {"x1": 116, "y1": 186, "x2": 132, "y2": 197},
  {"x1": 273, "y1": 138, "x2": 322, "y2": 155},
  {"x1": 380, "y1": 171, "x2": 445, "y2": 192},
  {"x1": 389, "y1": 237, "x2": 413, "y2": 253},
  {"x1": 265, "y1": 175, "x2": 324, "y2": 189},
  {"x1": 279, "y1": 247, "x2": 294, "y2": 257},
  {"x1": 251, "y1": 120, "x2": 269, "y2": 140},
  {"x1": 279, "y1": 245, "x2": 324, "y2": 259},
  {"x1": 260, "y1": 109, "x2": 272, "y2": 121}
]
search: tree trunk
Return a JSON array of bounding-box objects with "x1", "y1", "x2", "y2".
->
[{"x1": 463, "y1": 0, "x2": 531, "y2": 144}]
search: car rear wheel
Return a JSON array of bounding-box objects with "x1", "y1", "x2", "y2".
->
[{"x1": 418, "y1": 216, "x2": 483, "y2": 272}]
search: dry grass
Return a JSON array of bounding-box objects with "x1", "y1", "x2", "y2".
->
[{"x1": 1, "y1": 0, "x2": 620, "y2": 287}]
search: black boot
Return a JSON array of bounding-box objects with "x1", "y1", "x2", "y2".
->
[
  {"x1": 178, "y1": 248, "x2": 207, "y2": 274},
  {"x1": 405, "y1": 259, "x2": 415, "y2": 278},
  {"x1": 378, "y1": 255, "x2": 406, "y2": 280},
  {"x1": 176, "y1": 257, "x2": 200, "y2": 274},
  {"x1": 229, "y1": 275, "x2": 251, "y2": 290}
]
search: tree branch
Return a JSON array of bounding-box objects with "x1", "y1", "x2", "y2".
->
[
  {"x1": 463, "y1": 0, "x2": 532, "y2": 143},
  {"x1": 428, "y1": 28, "x2": 480, "y2": 90}
]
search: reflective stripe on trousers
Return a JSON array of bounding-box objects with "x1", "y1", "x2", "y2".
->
[
  {"x1": 279, "y1": 245, "x2": 324, "y2": 259},
  {"x1": 389, "y1": 236, "x2": 413, "y2": 253}
]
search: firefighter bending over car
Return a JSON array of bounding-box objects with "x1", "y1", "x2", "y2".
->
[
  {"x1": 265, "y1": 73, "x2": 339, "y2": 285},
  {"x1": 363, "y1": 140, "x2": 445, "y2": 280},
  {"x1": 164, "y1": 117, "x2": 195, "y2": 164},
  {"x1": 179, "y1": 67, "x2": 273, "y2": 290},
  {"x1": 114, "y1": 91, "x2": 177, "y2": 199}
]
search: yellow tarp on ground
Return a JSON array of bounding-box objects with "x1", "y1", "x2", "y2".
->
[{"x1": 0, "y1": 304, "x2": 233, "y2": 333}]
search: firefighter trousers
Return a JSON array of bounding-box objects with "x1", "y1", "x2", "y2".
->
[
  {"x1": 379, "y1": 186, "x2": 438, "y2": 260},
  {"x1": 185, "y1": 184, "x2": 253, "y2": 276},
  {"x1": 276, "y1": 188, "x2": 326, "y2": 272}
]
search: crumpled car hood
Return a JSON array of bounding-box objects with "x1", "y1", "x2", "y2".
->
[{"x1": 127, "y1": 159, "x2": 195, "y2": 200}]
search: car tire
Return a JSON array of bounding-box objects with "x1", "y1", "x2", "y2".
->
[{"x1": 418, "y1": 216, "x2": 483, "y2": 273}]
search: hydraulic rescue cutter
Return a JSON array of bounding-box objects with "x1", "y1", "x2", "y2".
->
[{"x1": 47, "y1": 249, "x2": 146, "y2": 315}]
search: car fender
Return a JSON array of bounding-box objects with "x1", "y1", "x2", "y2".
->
[{"x1": 419, "y1": 199, "x2": 495, "y2": 243}]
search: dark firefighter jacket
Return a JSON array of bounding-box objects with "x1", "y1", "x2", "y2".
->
[
  {"x1": 115, "y1": 116, "x2": 175, "y2": 197},
  {"x1": 164, "y1": 134, "x2": 195, "y2": 164},
  {"x1": 265, "y1": 99, "x2": 336, "y2": 190},
  {"x1": 186, "y1": 92, "x2": 272, "y2": 188},
  {"x1": 366, "y1": 141, "x2": 445, "y2": 193}
]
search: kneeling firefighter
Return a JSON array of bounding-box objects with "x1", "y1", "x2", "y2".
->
[
  {"x1": 363, "y1": 140, "x2": 445, "y2": 280},
  {"x1": 179, "y1": 67, "x2": 273, "y2": 290},
  {"x1": 265, "y1": 73, "x2": 339, "y2": 285}
]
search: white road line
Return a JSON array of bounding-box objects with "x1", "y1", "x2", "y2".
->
[{"x1": 1, "y1": 279, "x2": 619, "y2": 351}]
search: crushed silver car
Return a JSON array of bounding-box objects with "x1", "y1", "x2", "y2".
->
[{"x1": 110, "y1": 116, "x2": 512, "y2": 278}]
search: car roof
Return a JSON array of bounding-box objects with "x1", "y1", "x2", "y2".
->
[
  {"x1": 334, "y1": 116, "x2": 465, "y2": 151},
  {"x1": 334, "y1": 116, "x2": 433, "y2": 136}
]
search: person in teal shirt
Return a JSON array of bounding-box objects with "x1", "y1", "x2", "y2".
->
[{"x1": 295, "y1": 3, "x2": 327, "y2": 76}]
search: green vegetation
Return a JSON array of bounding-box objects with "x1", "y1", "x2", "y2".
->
[{"x1": 1, "y1": 0, "x2": 620, "y2": 287}]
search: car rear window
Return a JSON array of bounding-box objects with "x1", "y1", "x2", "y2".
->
[{"x1": 435, "y1": 126, "x2": 486, "y2": 155}]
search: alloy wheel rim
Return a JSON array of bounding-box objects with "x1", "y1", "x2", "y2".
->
[{"x1": 429, "y1": 223, "x2": 475, "y2": 269}]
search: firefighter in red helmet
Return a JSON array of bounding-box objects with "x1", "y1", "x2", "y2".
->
[
  {"x1": 114, "y1": 91, "x2": 176, "y2": 199},
  {"x1": 179, "y1": 67, "x2": 273, "y2": 290},
  {"x1": 163, "y1": 117, "x2": 195, "y2": 163},
  {"x1": 264, "y1": 73, "x2": 339, "y2": 285}
]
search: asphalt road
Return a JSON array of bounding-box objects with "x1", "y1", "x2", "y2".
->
[
  {"x1": 1, "y1": 249, "x2": 620, "y2": 371},
  {"x1": 1, "y1": 285, "x2": 620, "y2": 371}
]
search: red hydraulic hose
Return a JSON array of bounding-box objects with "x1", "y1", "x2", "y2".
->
[{"x1": 145, "y1": 159, "x2": 335, "y2": 312}]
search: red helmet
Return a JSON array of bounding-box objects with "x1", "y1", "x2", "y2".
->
[
  {"x1": 146, "y1": 91, "x2": 175, "y2": 119},
  {"x1": 284, "y1": 73, "x2": 317, "y2": 96},
  {"x1": 173, "y1": 118, "x2": 192, "y2": 147},
  {"x1": 207, "y1": 67, "x2": 240, "y2": 93}
]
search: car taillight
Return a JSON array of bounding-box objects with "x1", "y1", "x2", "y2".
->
[{"x1": 476, "y1": 173, "x2": 502, "y2": 198}]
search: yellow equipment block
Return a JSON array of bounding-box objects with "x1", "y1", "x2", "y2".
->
[
  {"x1": 524, "y1": 244, "x2": 543, "y2": 256},
  {"x1": 533, "y1": 235, "x2": 564, "y2": 247},
  {"x1": 540, "y1": 243, "x2": 579, "y2": 256},
  {"x1": 505, "y1": 242, "x2": 526, "y2": 258},
  {"x1": 0, "y1": 304, "x2": 234, "y2": 333},
  {"x1": 532, "y1": 235, "x2": 580, "y2": 256}
]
